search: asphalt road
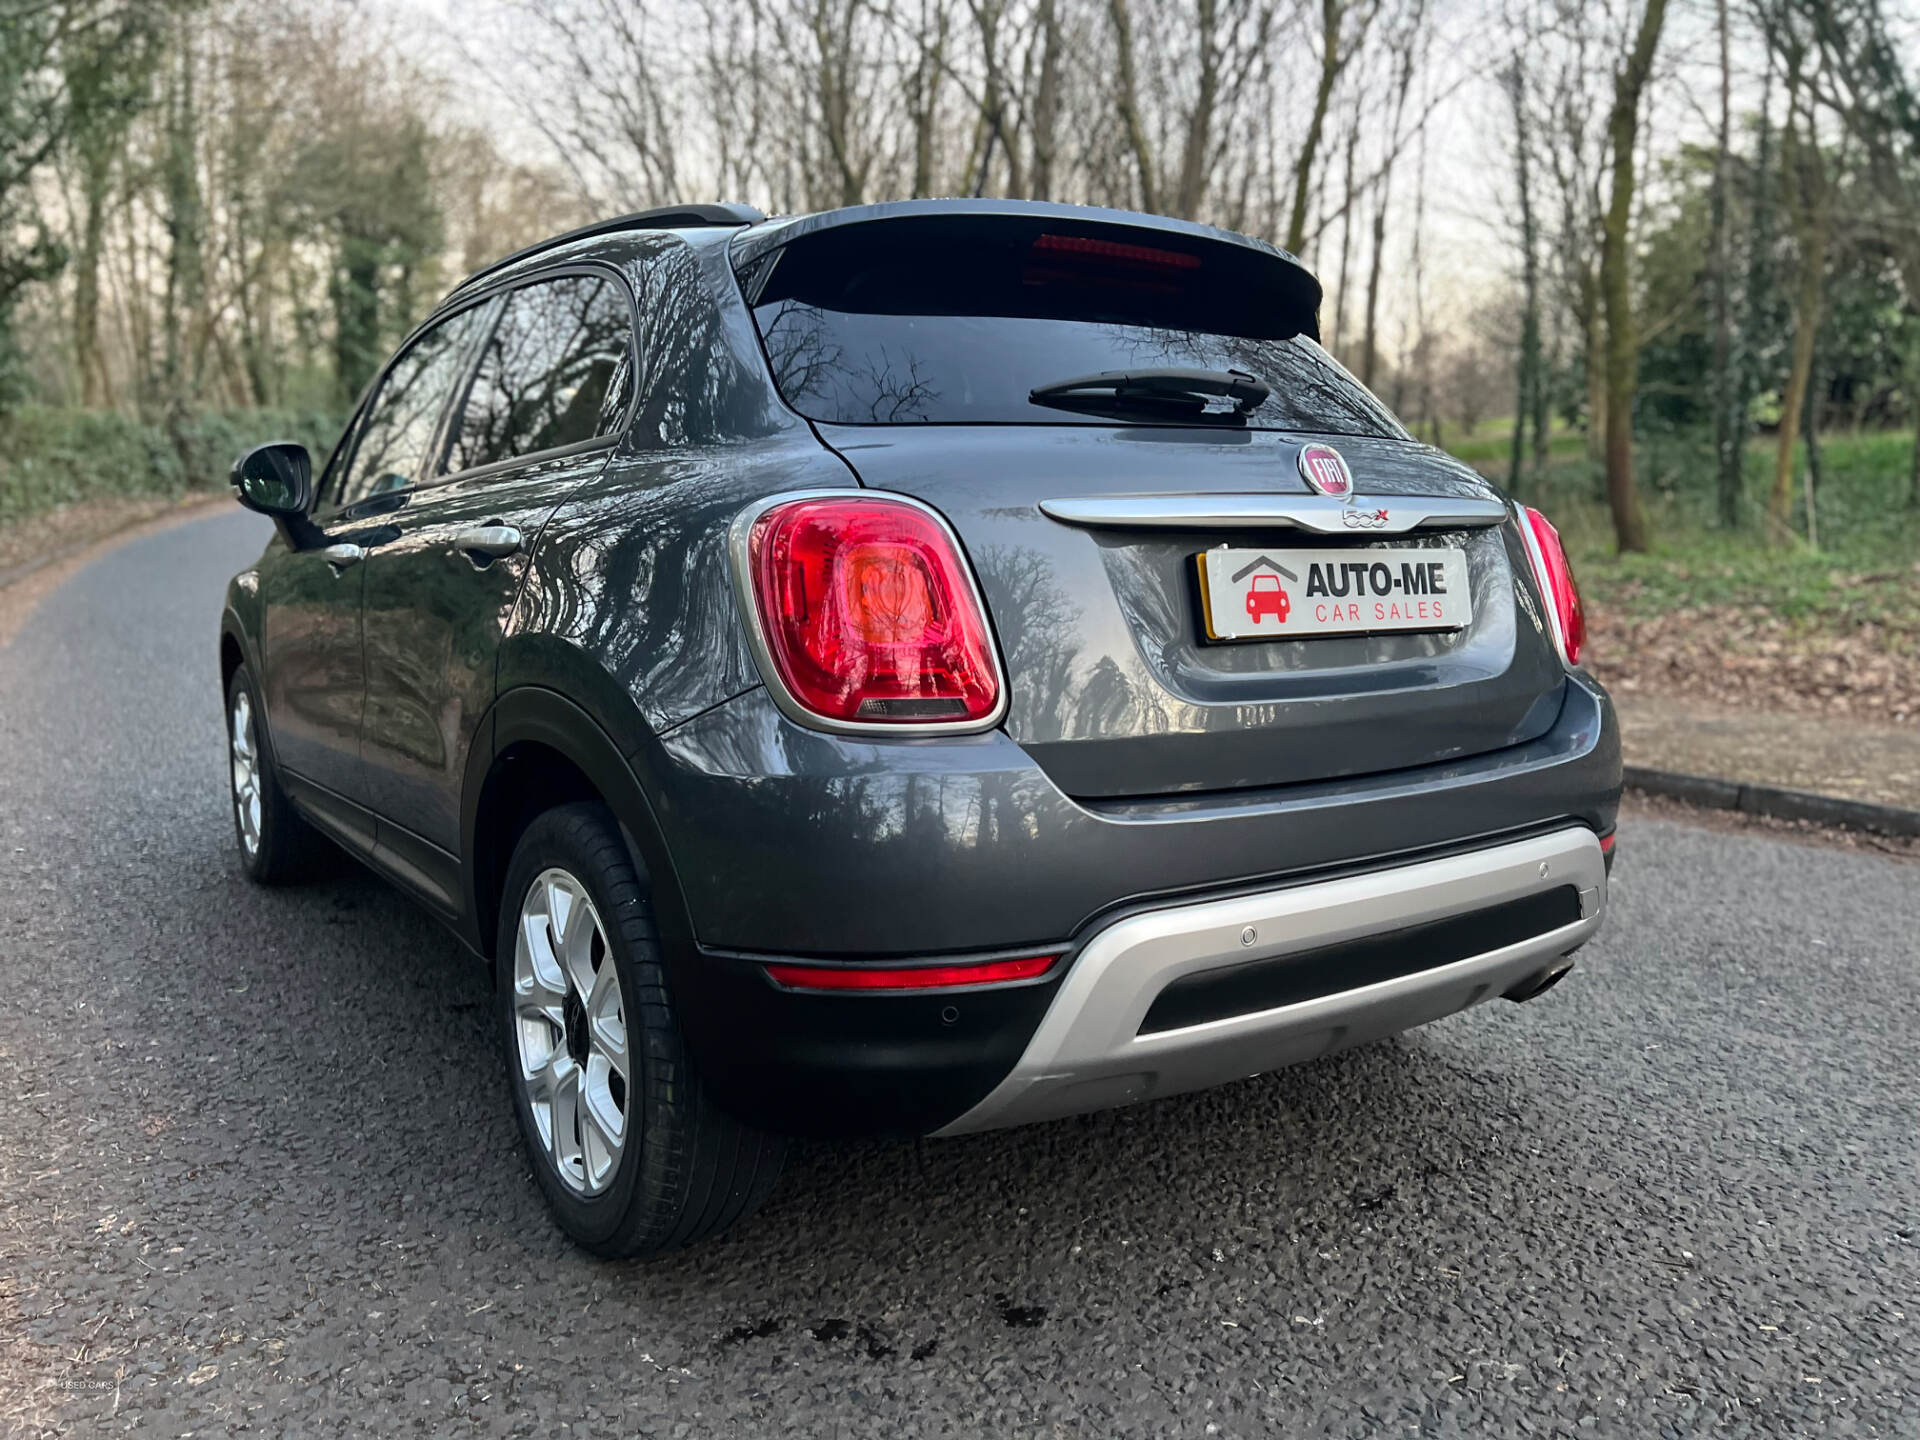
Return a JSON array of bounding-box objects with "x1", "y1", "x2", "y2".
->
[{"x1": 2, "y1": 509, "x2": 1917, "y2": 1438}]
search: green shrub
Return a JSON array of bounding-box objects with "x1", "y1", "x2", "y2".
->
[{"x1": 0, "y1": 405, "x2": 343, "y2": 526}]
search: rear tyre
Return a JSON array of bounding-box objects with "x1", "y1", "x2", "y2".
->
[
  {"x1": 225, "y1": 665, "x2": 325, "y2": 884},
  {"x1": 497, "y1": 803, "x2": 785, "y2": 1257}
]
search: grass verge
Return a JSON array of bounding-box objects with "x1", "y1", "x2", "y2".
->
[{"x1": 1448, "y1": 425, "x2": 1920, "y2": 642}]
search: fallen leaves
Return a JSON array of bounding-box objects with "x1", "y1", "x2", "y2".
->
[{"x1": 1587, "y1": 602, "x2": 1920, "y2": 727}]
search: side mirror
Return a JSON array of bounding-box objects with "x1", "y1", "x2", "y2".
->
[{"x1": 230, "y1": 442, "x2": 313, "y2": 518}]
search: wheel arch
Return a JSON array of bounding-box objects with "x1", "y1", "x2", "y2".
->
[
  {"x1": 462, "y1": 687, "x2": 696, "y2": 971},
  {"x1": 218, "y1": 612, "x2": 283, "y2": 773},
  {"x1": 219, "y1": 628, "x2": 245, "y2": 693}
]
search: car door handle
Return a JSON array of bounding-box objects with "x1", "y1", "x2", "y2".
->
[
  {"x1": 320, "y1": 543, "x2": 365, "y2": 570},
  {"x1": 456, "y1": 525, "x2": 523, "y2": 561}
]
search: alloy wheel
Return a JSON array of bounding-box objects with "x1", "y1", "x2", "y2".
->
[
  {"x1": 230, "y1": 690, "x2": 262, "y2": 857},
  {"x1": 512, "y1": 868, "x2": 630, "y2": 1195}
]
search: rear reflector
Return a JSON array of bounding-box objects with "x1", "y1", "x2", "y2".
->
[
  {"x1": 743, "y1": 495, "x2": 1002, "y2": 728},
  {"x1": 1599, "y1": 831, "x2": 1616, "y2": 855},
  {"x1": 1519, "y1": 505, "x2": 1587, "y2": 666},
  {"x1": 764, "y1": 954, "x2": 1058, "y2": 991}
]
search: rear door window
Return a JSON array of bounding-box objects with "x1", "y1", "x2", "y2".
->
[
  {"x1": 445, "y1": 273, "x2": 635, "y2": 472},
  {"x1": 743, "y1": 216, "x2": 1405, "y2": 437},
  {"x1": 329, "y1": 305, "x2": 489, "y2": 508}
]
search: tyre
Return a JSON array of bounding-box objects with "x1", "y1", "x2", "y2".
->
[
  {"x1": 497, "y1": 803, "x2": 785, "y2": 1257},
  {"x1": 225, "y1": 665, "x2": 325, "y2": 884}
]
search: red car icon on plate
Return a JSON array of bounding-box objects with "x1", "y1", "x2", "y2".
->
[{"x1": 1245, "y1": 573, "x2": 1291, "y2": 624}]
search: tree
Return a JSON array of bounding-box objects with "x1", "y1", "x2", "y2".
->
[
  {"x1": 1286, "y1": 0, "x2": 1377, "y2": 253},
  {"x1": 160, "y1": 9, "x2": 206, "y2": 426},
  {"x1": 1597, "y1": 0, "x2": 1669, "y2": 553},
  {"x1": 1743, "y1": 70, "x2": 1780, "y2": 499},
  {"x1": 1535, "y1": 7, "x2": 1611, "y2": 467},
  {"x1": 1360, "y1": 0, "x2": 1427, "y2": 388},
  {"x1": 1710, "y1": 0, "x2": 1741, "y2": 526},
  {"x1": 280, "y1": 12, "x2": 446, "y2": 405},
  {"x1": 63, "y1": 3, "x2": 165, "y2": 406},
  {"x1": 1787, "y1": 0, "x2": 1920, "y2": 506},
  {"x1": 0, "y1": 0, "x2": 165, "y2": 413},
  {"x1": 1106, "y1": 0, "x2": 1279, "y2": 221},
  {"x1": 1765, "y1": 58, "x2": 1831, "y2": 542},
  {"x1": 904, "y1": 0, "x2": 953, "y2": 196},
  {"x1": 1502, "y1": 48, "x2": 1545, "y2": 494}
]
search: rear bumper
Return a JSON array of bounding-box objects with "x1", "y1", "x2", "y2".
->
[
  {"x1": 934, "y1": 825, "x2": 1605, "y2": 1134},
  {"x1": 639, "y1": 672, "x2": 1620, "y2": 956},
  {"x1": 638, "y1": 672, "x2": 1618, "y2": 1137},
  {"x1": 672, "y1": 824, "x2": 1605, "y2": 1139}
]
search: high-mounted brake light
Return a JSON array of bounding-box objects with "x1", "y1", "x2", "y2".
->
[
  {"x1": 1518, "y1": 505, "x2": 1587, "y2": 667},
  {"x1": 1029, "y1": 233, "x2": 1203, "y2": 271},
  {"x1": 741, "y1": 495, "x2": 1003, "y2": 730},
  {"x1": 764, "y1": 954, "x2": 1059, "y2": 991}
]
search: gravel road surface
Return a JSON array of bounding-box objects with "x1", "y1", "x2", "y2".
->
[{"x1": 2, "y1": 510, "x2": 1916, "y2": 1437}]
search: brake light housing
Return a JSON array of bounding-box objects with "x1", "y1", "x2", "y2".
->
[
  {"x1": 1517, "y1": 504, "x2": 1587, "y2": 667},
  {"x1": 732, "y1": 493, "x2": 1006, "y2": 734}
]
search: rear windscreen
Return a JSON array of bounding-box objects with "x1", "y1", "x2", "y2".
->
[{"x1": 741, "y1": 215, "x2": 1407, "y2": 436}]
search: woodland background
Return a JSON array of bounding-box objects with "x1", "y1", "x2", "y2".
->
[{"x1": 3, "y1": 0, "x2": 1918, "y2": 718}]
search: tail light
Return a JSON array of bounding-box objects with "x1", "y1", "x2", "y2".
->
[
  {"x1": 1518, "y1": 505, "x2": 1586, "y2": 667},
  {"x1": 737, "y1": 494, "x2": 1004, "y2": 731}
]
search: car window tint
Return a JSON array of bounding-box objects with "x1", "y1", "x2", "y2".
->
[
  {"x1": 446, "y1": 274, "x2": 634, "y2": 471},
  {"x1": 746, "y1": 215, "x2": 1405, "y2": 438},
  {"x1": 335, "y1": 306, "x2": 488, "y2": 508}
]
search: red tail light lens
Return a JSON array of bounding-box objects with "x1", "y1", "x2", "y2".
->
[
  {"x1": 1521, "y1": 505, "x2": 1587, "y2": 667},
  {"x1": 744, "y1": 496, "x2": 1002, "y2": 727}
]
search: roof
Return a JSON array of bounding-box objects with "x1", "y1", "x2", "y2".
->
[{"x1": 445, "y1": 202, "x2": 764, "y2": 300}]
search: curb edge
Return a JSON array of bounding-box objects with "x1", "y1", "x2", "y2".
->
[{"x1": 1624, "y1": 764, "x2": 1920, "y2": 840}]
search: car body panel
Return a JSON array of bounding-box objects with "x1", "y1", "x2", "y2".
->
[
  {"x1": 506, "y1": 434, "x2": 844, "y2": 738},
  {"x1": 358, "y1": 450, "x2": 607, "y2": 851},
  {"x1": 642, "y1": 674, "x2": 1617, "y2": 956},
  {"x1": 251, "y1": 535, "x2": 368, "y2": 798},
  {"x1": 501, "y1": 232, "x2": 844, "y2": 737},
  {"x1": 815, "y1": 424, "x2": 1567, "y2": 798}
]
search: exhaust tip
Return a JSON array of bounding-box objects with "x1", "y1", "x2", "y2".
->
[{"x1": 1503, "y1": 960, "x2": 1575, "y2": 1004}]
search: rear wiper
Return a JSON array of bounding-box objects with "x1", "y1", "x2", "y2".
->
[{"x1": 1027, "y1": 367, "x2": 1271, "y2": 424}]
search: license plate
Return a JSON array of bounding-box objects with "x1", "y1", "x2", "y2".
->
[{"x1": 1195, "y1": 546, "x2": 1472, "y2": 641}]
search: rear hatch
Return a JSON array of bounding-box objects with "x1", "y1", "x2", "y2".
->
[{"x1": 734, "y1": 206, "x2": 1568, "y2": 799}]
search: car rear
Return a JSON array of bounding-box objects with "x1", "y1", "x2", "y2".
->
[{"x1": 650, "y1": 202, "x2": 1620, "y2": 1140}]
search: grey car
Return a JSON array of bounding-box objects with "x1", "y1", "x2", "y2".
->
[{"x1": 219, "y1": 199, "x2": 1620, "y2": 1256}]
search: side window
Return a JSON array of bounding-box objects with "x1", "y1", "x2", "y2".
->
[
  {"x1": 312, "y1": 407, "x2": 367, "y2": 513},
  {"x1": 331, "y1": 305, "x2": 488, "y2": 509},
  {"x1": 445, "y1": 274, "x2": 635, "y2": 473}
]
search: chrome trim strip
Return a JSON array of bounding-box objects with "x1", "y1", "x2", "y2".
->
[
  {"x1": 726, "y1": 488, "x2": 1012, "y2": 739},
  {"x1": 935, "y1": 827, "x2": 1606, "y2": 1135},
  {"x1": 1037, "y1": 493, "x2": 1509, "y2": 535}
]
